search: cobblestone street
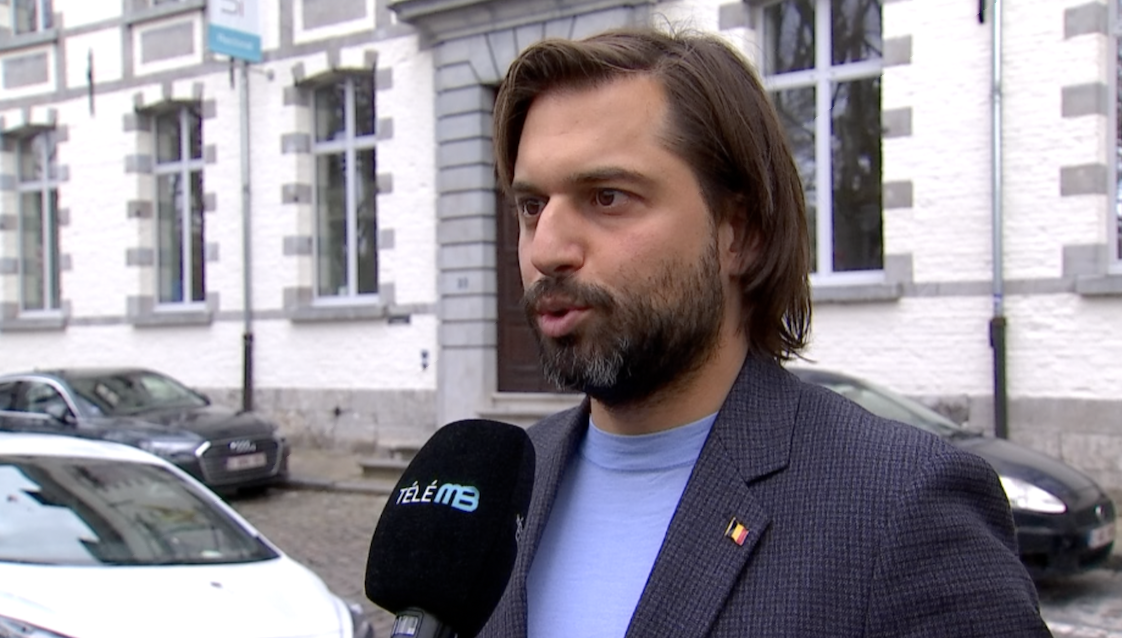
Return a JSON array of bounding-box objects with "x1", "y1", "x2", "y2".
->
[
  {"x1": 227, "y1": 480, "x2": 1122, "y2": 638},
  {"x1": 229, "y1": 489, "x2": 397, "y2": 637}
]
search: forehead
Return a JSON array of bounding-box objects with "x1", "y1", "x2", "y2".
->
[{"x1": 514, "y1": 75, "x2": 675, "y2": 181}]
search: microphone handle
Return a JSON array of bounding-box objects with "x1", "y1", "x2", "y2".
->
[{"x1": 389, "y1": 608, "x2": 458, "y2": 638}]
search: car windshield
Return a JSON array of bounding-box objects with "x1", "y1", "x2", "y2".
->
[
  {"x1": 66, "y1": 371, "x2": 208, "y2": 416},
  {"x1": 0, "y1": 455, "x2": 277, "y2": 566},
  {"x1": 813, "y1": 377, "x2": 972, "y2": 438}
]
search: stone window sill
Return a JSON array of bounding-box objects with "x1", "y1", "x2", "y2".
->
[
  {"x1": 129, "y1": 307, "x2": 214, "y2": 328},
  {"x1": 0, "y1": 28, "x2": 60, "y2": 53},
  {"x1": 811, "y1": 282, "x2": 903, "y2": 304},
  {"x1": 0, "y1": 311, "x2": 67, "y2": 332},
  {"x1": 1075, "y1": 274, "x2": 1122, "y2": 296},
  {"x1": 124, "y1": 0, "x2": 206, "y2": 26},
  {"x1": 288, "y1": 302, "x2": 419, "y2": 324}
]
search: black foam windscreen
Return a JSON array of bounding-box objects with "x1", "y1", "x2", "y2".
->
[{"x1": 365, "y1": 419, "x2": 535, "y2": 638}]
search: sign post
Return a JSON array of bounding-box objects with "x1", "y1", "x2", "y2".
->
[{"x1": 207, "y1": 0, "x2": 261, "y2": 411}]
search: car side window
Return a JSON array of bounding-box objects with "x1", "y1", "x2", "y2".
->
[
  {"x1": 21, "y1": 382, "x2": 74, "y2": 422},
  {"x1": 0, "y1": 383, "x2": 17, "y2": 411}
]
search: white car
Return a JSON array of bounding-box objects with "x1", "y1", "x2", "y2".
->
[{"x1": 0, "y1": 433, "x2": 374, "y2": 638}]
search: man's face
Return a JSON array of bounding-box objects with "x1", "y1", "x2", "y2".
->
[{"x1": 511, "y1": 75, "x2": 730, "y2": 407}]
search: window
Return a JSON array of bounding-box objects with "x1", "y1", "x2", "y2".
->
[
  {"x1": 7, "y1": 0, "x2": 53, "y2": 35},
  {"x1": 762, "y1": 0, "x2": 883, "y2": 277},
  {"x1": 312, "y1": 75, "x2": 378, "y2": 299},
  {"x1": 16, "y1": 129, "x2": 61, "y2": 312},
  {"x1": 1114, "y1": 0, "x2": 1122, "y2": 264},
  {"x1": 153, "y1": 106, "x2": 205, "y2": 305}
]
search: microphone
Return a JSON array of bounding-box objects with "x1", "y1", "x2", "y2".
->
[{"x1": 365, "y1": 419, "x2": 536, "y2": 638}]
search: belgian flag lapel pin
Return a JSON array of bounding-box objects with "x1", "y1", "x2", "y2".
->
[{"x1": 725, "y1": 518, "x2": 749, "y2": 546}]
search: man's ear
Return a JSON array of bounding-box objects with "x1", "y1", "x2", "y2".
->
[{"x1": 718, "y1": 202, "x2": 757, "y2": 277}]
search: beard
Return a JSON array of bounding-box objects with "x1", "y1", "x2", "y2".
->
[{"x1": 521, "y1": 239, "x2": 726, "y2": 409}]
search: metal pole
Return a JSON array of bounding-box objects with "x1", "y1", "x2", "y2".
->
[
  {"x1": 240, "y1": 59, "x2": 255, "y2": 413},
  {"x1": 990, "y1": 0, "x2": 1008, "y2": 439}
]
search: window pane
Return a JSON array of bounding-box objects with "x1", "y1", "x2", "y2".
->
[
  {"x1": 18, "y1": 137, "x2": 40, "y2": 183},
  {"x1": 764, "y1": 0, "x2": 816, "y2": 75},
  {"x1": 156, "y1": 111, "x2": 182, "y2": 163},
  {"x1": 354, "y1": 75, "x2": 376, "y2": 138},
  {"x1": 316, "y1": 153, "x2": 348, "y2": 296},
  {"x1": 187, "y1": 106, "x2": 203, "y2": 161},
  {"x1": 190, "y1": 171, "x2": 205, "y2": 302},
  {"x1": 1117, "y1": 36, "x2": 1122, "y2": 260},
  {"x1": 18, "y1": 132, "x2": 54, "y2": 183},
  {"x1": 831, "y1": 0, "x2": 882, "y2": 65},
  {"x1": 773, "y1": 87, "x2": 818, "y2": 272},
  {"x1": 19, "y1": 192, "x2": 44, "y2": 311},
  {"x1": 157, "y1": 174, "x2": 184, "y2": 303},
  {"x1": 47, "y1": 189, "x2": 59, "y2": 309},
  {"x1": 315, "y1": 83, "x2": 347, "y2": 143},
  {"x1": 831, "y1": 77, "x2": 883, "y2": 272},
  {"x1": 13, "y1": 0, "x2": 37, "y2": 34},
  {"x1": 356, "y1": 149, "x2": 378, "y2": 294}
]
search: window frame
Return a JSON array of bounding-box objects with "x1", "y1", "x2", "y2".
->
[
  {"x1": 14, "y1": 128, "x2": 61, "y2": 314},
  {"x1": 1111, "y1": 0, "x2": 1122, "y2": 270},
  {"x1": 9, "y1": 0, "x2": 52, "y2": 35},
  {"x1": 152, "y1": 105, "x2": 206, "y2": 308},
  {"x1": 758, "y1": 0, "x2": 885, "y2": 286},
  {"x1": 310, "y1": 74, "x2": 379, "y2": 302}
]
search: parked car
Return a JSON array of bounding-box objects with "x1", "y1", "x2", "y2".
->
[
  {"x1": 0, "y1": 368, "x2": 289, "y2": 494},
  {"x1": 0, "y1": 432, "x2": 372, "y2": 638},
  {"x1": 789, "y1": 367, "x2": 1116, "y2": 578}
]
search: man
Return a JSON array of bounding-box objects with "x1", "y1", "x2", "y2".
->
[{"x1": 481, "y1": 28, "x2": 1050, "y2": 638}]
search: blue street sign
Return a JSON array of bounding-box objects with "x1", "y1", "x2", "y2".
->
[{"x1": 207, "y1": 0, "x2": 261, "y2": 63}]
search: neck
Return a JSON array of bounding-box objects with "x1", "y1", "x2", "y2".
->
[{"x1": 589, "y1": 332, "x2": 748, "y2": 435}]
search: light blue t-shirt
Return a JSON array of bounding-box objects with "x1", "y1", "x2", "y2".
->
[{"x1": 526, "y1": 413, "x2": 716, "y2": 638}]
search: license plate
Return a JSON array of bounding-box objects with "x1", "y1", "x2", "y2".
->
[
  {"x1": 1088, "y1": 523, "x2": 1115, "y2": 550},
  {"x1": 226, "y1": 452, "x2": 267, "y2": 471}
]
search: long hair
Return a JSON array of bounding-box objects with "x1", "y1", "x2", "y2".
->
[{"x1": 493, "y1": 28, "x2": 811, "y2": 362}]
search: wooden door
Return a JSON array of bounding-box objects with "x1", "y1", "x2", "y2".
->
[{"x1": 495, "y1": 191, "x2": 557, "y2": 392}]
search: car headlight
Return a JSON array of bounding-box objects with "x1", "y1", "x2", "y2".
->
[
  {"x1": 347, "y1": 602, "x2": 374, "y2": 638},
  {"x1": 138, "y1": 437, "x2": 201, "y2": 458},
  {"x1": 999, "y1": 476, "x2": 1066, "y2": 514},
  {"x1": 0, "y1": 616, "x2": 74, "y2": 638}
]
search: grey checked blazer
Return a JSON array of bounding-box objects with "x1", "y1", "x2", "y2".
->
[{"x1": 479, "y1": 356, "x2": 1051, "y2": 637}]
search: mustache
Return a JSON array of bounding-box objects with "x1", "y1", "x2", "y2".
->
[{"x1": 521, "y1": 276, "x2": 616, "y2": 314}]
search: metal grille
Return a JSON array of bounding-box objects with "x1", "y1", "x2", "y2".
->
[{"x1": 198, "y1": 436, "x2": 281, "y2": 485}]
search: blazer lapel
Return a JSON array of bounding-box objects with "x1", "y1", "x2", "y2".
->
[
  {"x1": 483, "y1": 400, "x2": 589, "y2": 638},
  {"x1": 626, "y1": 358, "x2": 800, "y2": 638}
]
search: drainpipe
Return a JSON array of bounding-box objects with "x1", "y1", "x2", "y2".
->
[
  {"x1": 988, "y1": 0, "x2": 1009, "y2": 439},
  {"x1": 239, "y1": 59, "x2": 255, "y2": 413}
]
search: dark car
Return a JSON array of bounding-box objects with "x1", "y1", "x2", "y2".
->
[
  {"x1": 790, "y1": 367, "x2": 1116, "y2": 578},
  {"x1": 0, "y1": 368, "x2": 289, "y2": 494}
]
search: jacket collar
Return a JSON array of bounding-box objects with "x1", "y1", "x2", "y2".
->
[{"x1": 489, "y1": 356, "x2": 801, "y2": 638}]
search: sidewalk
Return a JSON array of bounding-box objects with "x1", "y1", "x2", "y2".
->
[{"x1": 285, "y1": 446, "x2": 399, "y2": 495}]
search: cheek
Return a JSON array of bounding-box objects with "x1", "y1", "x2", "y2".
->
[{"x1": 517, "y1": 244, "x2": 537, "y2": 288}]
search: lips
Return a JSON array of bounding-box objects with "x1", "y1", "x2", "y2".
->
[{"x1": 533, "y1": 297, "x2": 591, "y2": 338}]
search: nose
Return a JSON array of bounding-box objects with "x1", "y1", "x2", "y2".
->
[{"x1": 522, "y1": 199, "x2": 584, "y2": 278}]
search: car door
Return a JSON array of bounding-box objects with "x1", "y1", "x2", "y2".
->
[{"x1": 7, "y1": 380, "x2": 77, "y2": 435}]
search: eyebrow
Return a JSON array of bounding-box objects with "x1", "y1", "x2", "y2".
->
[{"x1": 511, "y1": 166, "x2": 657, "y2": 196}]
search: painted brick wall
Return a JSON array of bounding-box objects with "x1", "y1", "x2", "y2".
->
[
  {"x1": 0, "y1": 6, "x2": 440, "y2": 449},
  {"x1": 802, "y1": 0, "x2": 1122, "y2": 481}
]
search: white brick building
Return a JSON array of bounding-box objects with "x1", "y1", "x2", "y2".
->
[{"x1": 1, "y1": 0, "x2": 1119, "y2": 484}]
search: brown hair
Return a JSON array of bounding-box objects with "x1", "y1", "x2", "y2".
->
[{"x1": 493, "y1": 28, "x2": 811, "y2": 362}]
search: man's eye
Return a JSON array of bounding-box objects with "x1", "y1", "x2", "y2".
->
[
  {"x1": 594, "y1": 189, "x2": 627, "y2": 208},
  {"x1": 516, "y1": 198, "x2": 545, "y2": 217}
]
